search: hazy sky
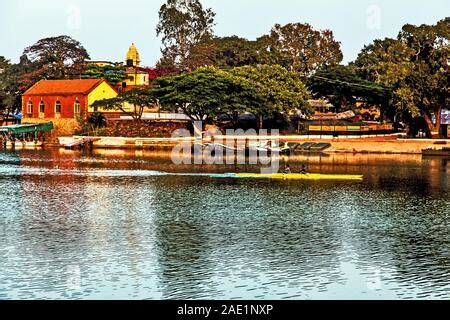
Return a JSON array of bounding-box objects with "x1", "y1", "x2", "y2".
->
[{"x1": 1, "y1": 0, "x2": 448, "y2": 65}]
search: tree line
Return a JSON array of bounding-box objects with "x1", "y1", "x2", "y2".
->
[{"x1": 0, "y1": 0, "x2": 448, "y2": 137}]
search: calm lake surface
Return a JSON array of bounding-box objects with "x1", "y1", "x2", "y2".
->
[{"x1": 0, "y1": 148, "x2": 448, "y2": 300}]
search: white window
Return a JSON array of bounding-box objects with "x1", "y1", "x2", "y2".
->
[
  {"x1": 39, "y1": 101, "x2": 45, "y2": 113},
  {"x1": 74, "y1": 100, "x2": 81, "y2": 115},
  {"x1": 27, "y1": 101, "x2": 33, "y2": 114}
]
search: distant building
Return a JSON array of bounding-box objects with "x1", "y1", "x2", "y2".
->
[
  {"x1": 85, "y1": 60, "x2": 115, "y2": 67},
  {"x1": 121, "y1": 43, "x2": 149, "y2": 90},
  {"x1": 22, "y1": 79, "x2": 118, "y2": 120},
  {"x1": 125, "y1": 43, "x2": 141, "y2": 67},
  {"x1": 308, "y1": 99, "x2": 335, "y2": 114},
  {"x1": 123, "y1": 67, "x2": 150, "y2": 88}
]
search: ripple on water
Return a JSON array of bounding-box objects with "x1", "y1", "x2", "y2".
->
[{"x1": 0, "y1": 150, "x2": 448, "y2": 299}]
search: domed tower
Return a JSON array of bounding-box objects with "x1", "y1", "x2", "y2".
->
[{"x1": 125, "y1": 43, "x2": 141, "y2": 67}]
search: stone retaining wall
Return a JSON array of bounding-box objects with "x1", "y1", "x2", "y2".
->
[
  {"x1": 99, "y1": 120, "x2": 191, "y2": 138},
  {"x1": 23, "y1": 118, "x2": 80, "y2": 143}
]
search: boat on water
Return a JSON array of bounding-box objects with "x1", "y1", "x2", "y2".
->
[
  {"x1": 234, "y1": 173, "x2": 363, "y2": 181},
  {"x1": 164, "y1": 172, "x2": 363, "y2": 181}
]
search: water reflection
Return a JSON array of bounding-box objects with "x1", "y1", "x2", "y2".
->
[{"x1": 0, "y1": 148, "x2": 448, "y2": 299}]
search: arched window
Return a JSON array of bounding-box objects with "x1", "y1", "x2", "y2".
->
[
  {"x1": 74, "y1": 100, "x2": 81, "y2": 114},
  {"x1": 55, "y1": 100, "x2": 61, "y2": 113},
  {"x1": 39, "y1": 101, "x2": 45, "y2": 113},
  {"x1": 27, "y1": 101, "x2": 33, "y2": 114}
]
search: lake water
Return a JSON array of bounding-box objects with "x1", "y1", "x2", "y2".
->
[{"x1": 0, "y1": 148, "x2": 448, "y2": 300}]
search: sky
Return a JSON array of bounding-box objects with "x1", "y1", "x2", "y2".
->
[{"x1": 0, "y1": 0, "x2": 448, "y2": 66}]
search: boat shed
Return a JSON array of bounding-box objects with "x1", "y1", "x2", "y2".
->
[{"x1": 0, "y1": 122, "x2": 54, "y2": 148}]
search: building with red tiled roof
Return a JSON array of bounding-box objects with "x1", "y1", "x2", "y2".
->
[{"x1": 22, "y1": 79, "x2": 118, "y2": 120}]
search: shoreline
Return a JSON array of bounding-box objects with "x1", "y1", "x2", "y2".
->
[{"x1": 40, "y1": 135, "x2": 450, "y2": 155}]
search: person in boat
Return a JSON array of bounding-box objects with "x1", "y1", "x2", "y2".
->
[
  {"x1": 283, "y1": 165, "x2": 292, "y2": 174},
  {"x1": 299, "y1": 164, "x2": 308, "y2": 174}
]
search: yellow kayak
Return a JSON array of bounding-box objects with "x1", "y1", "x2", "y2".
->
[{"x1": 234, "y1": 173, "x2": 363, "y2": 181}]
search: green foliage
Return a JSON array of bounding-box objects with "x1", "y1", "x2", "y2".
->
[
  {"x1": 153, "y1": 65, "x2": 310, "y2": 128},
  {"x1": 182, "y1": 23, "x2": 343, "y2": 75},
  {"x1": 87, "y1": 112, "x2": 107, "y2": 129},
  {"x1": 354, "y1": 18, "x2": 449, "y2": 136},
  {"x1": 0, "y1": 56, "x2": 22, "y2": 115},
  {"x1": 15, "y1": 35, "x2": 90, "y2": 96},
  {"x1": 307, "y1": 65, "x2": 390, "y2": 112},
  {"x1": 21, "y1": 35, "x2": 90, "y2": 81},
  {"x1": 230, "y1": 65, "x2": 312, "y2": 116},
  {"x1": 154, "y1": 67, "x2": 266, "y2": 124},
  {"x1": 256, "y1": 23, "x2": 343, "y2": 75},
  {"x1": 81, "y1": 64, "x2": 127, "y2": 84},
  {"x1": 353, "y1": 38, "x2": 414, "y2": 86},
  {"x1": 92, "y1": 88, "x2": 156, "y2": 121},
  {"x1": 185, "y1": 36, "x2": 261, "y2": 70},
  {"x1": 156, "y1": 0, "x2": 216, "y2": 70}
]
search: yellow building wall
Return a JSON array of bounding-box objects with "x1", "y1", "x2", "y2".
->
[
  {"x1": 124, "y1": 73, "x2": 149, "y2": 87},
  {"x1": 87, "y1": 81, "x2": 118, "y2": 113},
  {"x1": 120, "y1": 102, "x2": 159, "y2": 114}
]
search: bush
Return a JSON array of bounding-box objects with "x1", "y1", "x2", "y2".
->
[{"x1": 87, "y1": 112, "x2": 107, "y2": 129}]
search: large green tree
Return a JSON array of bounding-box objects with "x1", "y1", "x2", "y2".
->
[
  {"x1": 184, "y1": 36, "x2": 261, "y2": 70},
  {"x1": 354, "y1": 18, "x2": 449, "y2": 137},
  {"x1": 154, "y1": 67, "x2": 265, "y2": 127},
  {"x1": 257, "y1": 23, "x2": 343, "y2": 75},
  {"x1": 18, "y1": 36, "x2": 90, "y2": 91},
  {"x1": 0, "y1": 57, "x2": 14, "y2": 114},
  {"x1": 231, "y1": 65, "x2": 312, "y2": 117},
  {"x1": 0, "y1": 56, "x2": 22, "y2": 115},
  {"x1": 156, "y1": 0, "x2": 216, "y2": 70},
  {"x1": 22, "y1": 35, "x2": 89, "y2": 79}
]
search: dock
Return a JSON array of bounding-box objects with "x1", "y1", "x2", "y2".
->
[
  {"x1": 60, "y1": 137, "x2": 101, "y2": 150},
  {"x1": 0, "y1": 122, "x2": 54, "y2": 149}
]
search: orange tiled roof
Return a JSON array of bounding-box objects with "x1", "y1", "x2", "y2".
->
[{"x1": 24, "y1": 79, "x2": 108, "y2": 95}]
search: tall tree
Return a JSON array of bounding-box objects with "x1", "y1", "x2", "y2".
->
[
  {"x1": 231, "y1": 65, "x2": 312, "y2": 117},
  {"x1": 397, "y1": 19, "x2": 449, "y2": 136},
  {"x1": 22, "y1": 35, "x2": 90, "y2": 79},
  {"x1": 353, "y1": 38, "x2": 414, "y2": 85},
  {"x1": 185, "y1": 36, "x2": 261, "y2": 70},
  {"x1": 154, "y1": 67, "x2": 265, "y2": 126},
  {"x1": 18, "y1": 36, "x2": 90, "y2": 94},
  {"x1": 0, "y1": 56, "x2": 22, "y2": 115},
  {"x1": 156, "y1": 0, "x2": 216, "y2": 70},
  {"x1": 354, "y1": 18, "x2": 449, "y2": 137},
  {"x1": 257, "y1": 23, "x2": 343, "y2": 75}
]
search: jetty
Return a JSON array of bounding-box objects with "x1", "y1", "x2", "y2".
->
[
  {"x1": 59, "y1": 137, "x2": 101, "y2": 150},
  {"x1": 0, "y1": 122, "x2": 54, "y2": 149}
]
